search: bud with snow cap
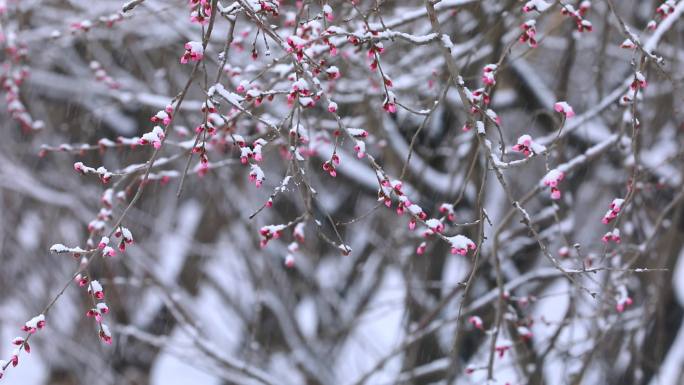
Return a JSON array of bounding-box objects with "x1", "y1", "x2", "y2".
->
[
  {"x1": 88, "y1": 280, "x2": 105, "y2": 300},
  {"x1": 102, "y1": 246, "x2": 116, "y2": 257},
  {"x1": 383, "y1": 91, "x2": 397, "y2": 113},
  {"x1": 97, "y1": 302, "x2": 110, "y2": 315},
  {"x1": 512, "y1": 134, "x2": 546, "y2": 157},
  {"x1": 75, "y1": 274, "x2": 89, "y2": 287},
  {"x1": 98, "y1": 236, "x2": 110, "y2": 249},
  {"x1": 293, "y1": 222, "x2": 306, "y2": 243},
  {"x1": 468, "y1": 316, "x2": 484, "y2": 330},
  {"x1": 522, "y1": 0, "x2": 552, "y2": 13},
  {"x1": 101, "y1": 189, "x2": 114, "y2": 208},
  {"x1": 323, "y1": 4, "x2": 333, "y2": 21},
  {"x1": 620, "y1": 39, "x2": 636, "y2": 50},
  {"x1": 99, "y1": 324, "x2": 113, "y2": 345},
  {"x1": 180, "y1": 41, "x2": 203, "y2": 64},
  {"x1": 416, "y1": 241, "x2": 427, "y2": 255},
  {"x1": 615, "y1": 285, "x2": 633, "y2": 313},
  {"x1": 354, "y1": 140, "x2": 366, "y2": 158},
  {"x1": 284, "y1": 254, "x2": 295, "y2": 268},
  {"x1": 517, "y1": 325, "x2": 533, "y2": 341},
  {"x1": 630, "y1": 71, "x2": 647, "y2": 90},
  {"x1": 554, "y1": 101, "x2": 575, "y2": 118},
  {"x1": 447, "y1": 235, "x2": 476, "y2": 255},
  {"x1": 325, "y1": 66, "x2": 340, "y2": 80}
]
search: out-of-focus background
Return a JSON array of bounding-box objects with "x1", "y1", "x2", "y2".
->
[{"x1": 1, "y1": 0, "x2": 684, "y2": 384}]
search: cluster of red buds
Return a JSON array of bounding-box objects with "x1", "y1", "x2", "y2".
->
[
  {"x1": 601, "y1": 198, "x2": 625, "y2": 224},
  {"x1": 98, "y1": 236, "x2": 116, "y2": 257},
  {"x1": 259, "y1": 224, "x2": 286, "y2": 247},
  {"x1": 249, "y1": 164, "x2": 265, "y2": 188},
  {"x1": 284, "y1": 222, "x2": 307, "y2": 268},
  {"x1": 560, "y1": 2, "x2": 593, "y2": 32},
  {"x1": 114, "y1": 226, "x2": 134, "y2": 252},
  {"x1": 630, "y1": 71, "x2": 648, "y2": 91},
  {"x1": 447, "y1": 235, "x2": 477, "y2": 255},
  {"x1": 643, "y1": 1, "x2": 676, "y2": 30},
  {"x1": 89, "y1": 61, "x2": 120, "y2": 90},
  {"x1": 73, "y1": 162, "x2": 113, "y2": 184},
  {"x1": 322, "y1": 26, "x2": 345, "y2": 55},
  {"x1": 254, "y1": 0, "x2": 279, "y2": 17},
  {"x1": 150, "y1": 105, "x2": 174, "y2": 126},
  {"x1": 138, "y1": 126, "x2": 166, "y2": 150},
  {"x1": 286, "y1": 35, "x2": 308, "y2": 61},
  {"x1": 81, "y1": 279, "x2": 113, "y2": 344},
  {"x1": 481, "y1": 64, "x2": 497, "y2": 86},
  {"x1": 542, "y1": 169, "x2": 565, "y2": 200},
  {"x1": 189, "y1": 0, "x2": 212, "y2": 25},
  {"x1": 615, "y1": 285, "x2": 633, "y2": 313},
  {"x1": 20, "y1": 314, "x2": 46, "y2": 335},
  {"x1": 322, "y1": 153, "x2": 340, "y2": 177},
  {"x1": 439, "y1": 203, "x2": 456, "y2": 222},
  {"x1": 602, "y1": 228, "x2": 621, "y2": 244},
  {"x1": 0, "y1": 314, "x2": 46, "y2": 378},
  {"x1": 238, "y1": 137, "x2": 266, "y2": 163},
  {"x1": 470, "y1": 88, "x2": 491, "y2": 107},
  {"x1": 519, "y1": 20, "x2": 538, "y2": 48},
  {"x1": 288, "y1": 78, "x2": 317, "y2": 108},
  {"x1": 2, "y1": 35, "x2": 43, "y2": 133},
  {"x1": 367, "y1": 42, "x2": 384, "y2": 71},
  {"x1": 656, "y1": 1, "x2": 676, "y2": 19}
]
